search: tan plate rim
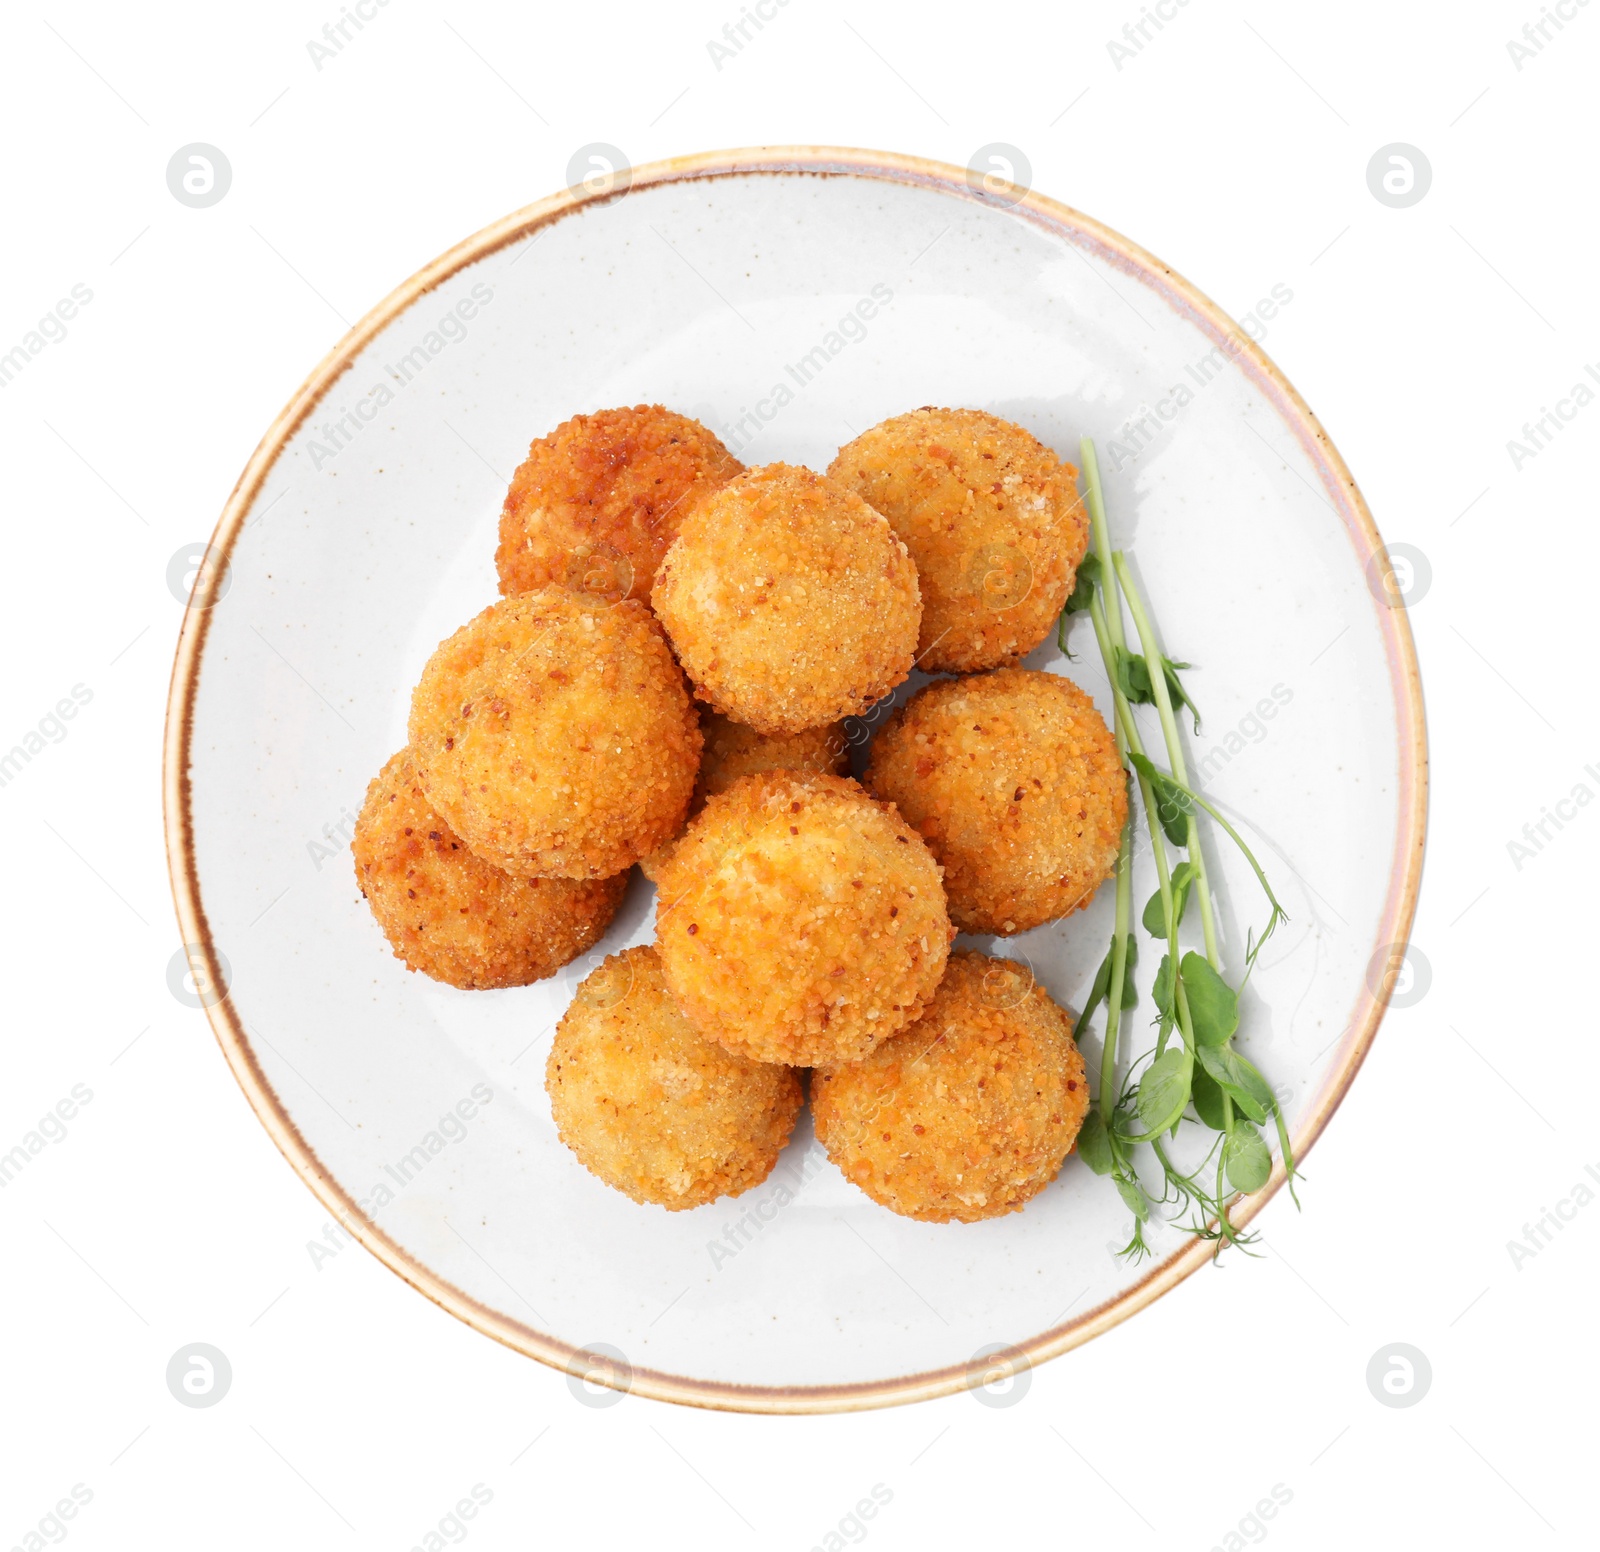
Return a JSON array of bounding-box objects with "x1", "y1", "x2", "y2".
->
[{"x1": 163, "y1": 144, "x2": 1429, "y2": 1415}]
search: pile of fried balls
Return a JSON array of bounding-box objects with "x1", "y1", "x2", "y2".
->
[{"x1": 352, "y1": 405, "x2": 1127, "y2": 1224}]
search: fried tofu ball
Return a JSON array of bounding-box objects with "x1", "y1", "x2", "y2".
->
[
  {"x1": 546, "y1": 946, "x2": 803, "y2": 1209},
  {"x1": 638, "y1": 712, "x2": 850, "y2": 883},
  {"x1": 866, "y1": 669, "x2": 1125, "y2": 935},
  {"x1": 352, "y1": 749, "x2": 627, "y2": 989},
  {"x1": 651, "y1": 464, "x2": 922, "y2": 734},
  {"x1": 812, "y1": 951, "x2": 1089, "y2": 1223},
  {"x1": 654, "y1": 771, "x2": 952, "y2": 1066},
  {"x1": 408, "y1": 590, "x2": 701, "y2": 879},
  {"x1": 496, "y1": 405, "x2": 741, "y2": 605},
  {"x1": 828, "y1": 408, "x2": 1087, "y2": 672}
]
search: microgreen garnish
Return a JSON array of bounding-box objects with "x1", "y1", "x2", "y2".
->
[
  {"x1": 1064, "y1": 437, "x2": 1300, "y2": 1262},
  {"x1": 1142, "y1": 860, "x2": 1193, "y2": 936},
  {"x1": 1059, "y1": 551, "x2": 1102, "y2": 623},
  {"x1": 1057, "y1": 553, "x2": 1102, "y2": 661},
  {"x1": 1113, "y1": 645, "x2": 1201, "y2": 733}
]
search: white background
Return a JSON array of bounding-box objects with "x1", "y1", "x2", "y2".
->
[{"x1": 1, "y1": 1, "x2": 1594, "y2": 1548}]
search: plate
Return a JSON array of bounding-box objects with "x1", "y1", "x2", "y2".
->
[{"x1": 164, "y1": 147, "x2": 1426, "y2": 1412}]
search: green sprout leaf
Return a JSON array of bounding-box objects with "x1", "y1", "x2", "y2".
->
[
  {"x1": 1196, "y1": 1045, "x2": 1272, "y2": 1124},
  {"x1": 1115, "y1": 1174, "x2": 1152, "y2": 1221},
  {"x1": 1179, "y1": 953, "x2": 1239, "y2": 1047},
  {"x1": 1135, "y1": 1049, "x2": 1191, "y2": 1136},
  {"x1": 1128, "y1": 751, "x2": 1193, "y2": 847},
  {"x1": 1075, "y1": 1109, "x2": 1116, "y2": 1176},
  {"x1": 1057, "y1": 554, "x2": 1102, "y2": 658},
  {"x1": 1141, "y1": 888, "x2": 1165, "y2": 937},
  {"x1": 1161, "y1": 657, "x2": 1201, "y2": 735},
  {"x1": 1223, "y1": 1123, "x2": 1272, "y2": 1193},
  {"x1": 1189, "y1": 1064, "x2": 1229, "y2": 1131},
  {"x1": 1080, "y1": 934, "x2": 1138, "y2": 1042},
  {"x1": 1061, "y1": 551, "x2": 1101, "y2": 616},
  {"x1": 1115, "y1": 932, "x2": 1139, "y2": 1010},
  {"x1": 1111, "y1": 646, "x2": 1200, "y2": 732},
  {"x1": 1151, "y1": 952, "x2": 1176, "y2": 1042},
  {"x1": 1077, "y1": 952, "x2": 1109, "y2": 1036},
  {"x1": 1141, "y1": 861, "x2": 1194, "y2": 936},
  {"x1": 1152, "y1": 953, "x2": 1173, "y2": 1011},
  {"x1": 1171, "y1": 859, "x2": 1196, "y2": 908},
  {"x1": 1112, "y1": 644, "x2": 1145, "y2": 705}
]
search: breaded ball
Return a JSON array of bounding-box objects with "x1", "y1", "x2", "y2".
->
[
  {"x1": 654, "y1": 770, "x2": 951, "y2": 1066},
  {"x1": 408, "y1": 590, "x2": 701, "y2": 879},
  {"x1": 829, "y1": 408, "x2": 1087, "y2": 672},
  {"x1": 692, "y1": 711, "x2": 852, "y2": 796},
  {"x1": 496, "y1": 405, "x2": 741, "y2": 605},
  {"x1": 866, "y1": 669, "x2": 1125, "y2": 935},
  {"x1": 812, "y1": 951, "x2": 1089, "y2": 1223},
  {"x1": 638, "y1": 712, "x2": 850, "y2": 883},
  {"x1": 546, "y1": 946, "x2": 803, "y2": 1209},
  {"x1": 352, "y1": 749, "x2": 626, "y2": 989},
  {"x1": 651, "y1": 464, "x2": 921, "y2": 734}
]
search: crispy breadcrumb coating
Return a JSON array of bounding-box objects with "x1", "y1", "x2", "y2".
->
[
  {"x1": 496, "y1": 405, "x2": 741, "y2": 605},
  {"x1": 654, "y1": 771, "x2": 952, "y2": 1066},
  {"x1": 651, "y1": 464, "x2": 921, "y2": 734},
  {"x1": 865, "y1": 669, "x2": 1125, "y2": 935},
  {"x1": 638, "y1": 712, "x2": 849, "y2": 883},
  {"x1": 352, "y1": 748, "x2": 626, "y2": 989},
  {"x1": 828, "y1": 408, "x2": 1087, "y2": 672},
  {"x1": 546, "y1": 946, "x2": 803, "y2": 1209},
  {"x1": 408, "y1": 590, "x2": 701, "y2": 879},
  {"x1": 812, "y1": 951, "x2": 1089, "y2": 1223}
]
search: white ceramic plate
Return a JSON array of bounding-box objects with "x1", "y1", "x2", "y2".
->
[{"x1": 165, "y1": 148, "x2": 1426, "y2": 1412}]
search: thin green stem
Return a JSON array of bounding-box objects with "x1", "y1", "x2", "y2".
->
[
  {"x1": 1085, "y1": 588, "x2": 1137, "y2": 1122},
  {"x1": 1152, "y1": 768, "x2": 1289, "y2": 928},
  {"x1": 1100, "y1": 814, "x2": 1133, "y2": 1123},
  {"x1": 1112, "y1": 550, "x2": 1222, "y2": 969},
  {"x1": 1091, "y1": 597, "x2": 1175, "y2": 913},
  {"x1": 1190, "y1": 814, "x2": 1221, "y2": 966},
  {"x1": 1112, "y1": 551, "x2": 1191, "y2": 785},
  {"x1": 1116, "y1": 818, "x2": 1198, "y2": 1147},
  {"x1": 1080, "y1": 438, "x2": 1126, "y2": 656},
  {"x1": 1088, "y1": 593, "x2": 1145, "y2": 749},
  {"x1": 1091, "y1": 586, "x2": 1196, "y2": 1086},
  {"x1": 1089, "y1": 587, "x2": 1203, "y2": 1119},
  {"x1": 1092, "y1": 581, "x2": 1193, "y2": 1063},
  {"x1": 1129, "y1": 760, "x2": 1176, "y2": 922}
]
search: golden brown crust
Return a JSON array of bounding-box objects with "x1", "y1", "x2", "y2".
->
[
  {"x1": 651, "y1": 464, "x2": 922, "y2": 733},
  {"x1": 352, "y1": 748, "x2": 627, "y2": 989},
  {"x1": 812, "y1": 952, "x2": 1089, "y2": 1223},
  {"x1": 694, "y1": 711, "x2": 852, "y2": 794},
  {"x1": 865, "y1": 668, "x2": 1126, "y2": 935},
  {"x1": 828, "y1": 408, "x2": 1086, "y2": 672},
  {"x1": 407, "y1": 590, "x2": 702, "y2": 879},
  {"x1": 654, "y1": 770, "x2": 952, "y2": 1066},
  {"x1": 546, "y1": 946, "x2": 803, "y2": 1209},
  {"x1": 638, "y1": 712, "x2": 850, "y2": 883},
  {"x1": 496, "y1": 405, "x2": 741, "y2": 605}
]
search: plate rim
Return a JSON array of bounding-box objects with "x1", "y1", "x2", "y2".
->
[{"x1": 163, "y1": 143, "x2": 1429, "y2": 1414}]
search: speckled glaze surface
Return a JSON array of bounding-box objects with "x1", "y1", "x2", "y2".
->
[{"x1": 164, "y1": 147, "x2": 1426, "y2": 1413}]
